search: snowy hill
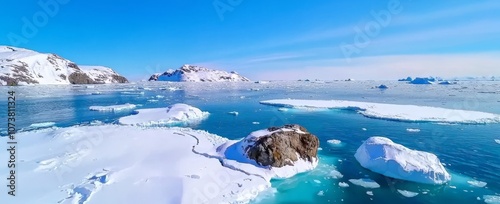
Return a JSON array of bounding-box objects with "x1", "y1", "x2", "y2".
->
[
  {"x1": 0, "y1": 46, "x2": 128, "y2": 85},
  {"x1": 148, "y1": 64, "x2": 250, "y2": 82}
]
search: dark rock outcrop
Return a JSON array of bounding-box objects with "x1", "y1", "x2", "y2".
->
[
  {"x1": 246, "y1": 124, "x2": 319, "y2": 168},
  {"x1": 68, "y1": 72, "x2": 96, "y2": 84}
]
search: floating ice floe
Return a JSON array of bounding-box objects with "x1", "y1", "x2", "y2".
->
[
  {"x1": 348, "y1": 178, "x2": 380, "y2": 189},
  {"x1": 228, "y1": 111, "x2": 239, "y2": 116},
  {"x1": 468, "y1": 180, "x2": 487, "y2": 188},
  {"x1": 216, "y1": 125, "x2": 319, "y2": 180},
  {"x1": 120, "y1": 91, "x2": 144, "y2": 95},
  {"x1": 406, "y1": 128, "x2": 421, "y2": 132},
  {"x1": 355, "y1": 137, "x2": 451, "y2": 185},
  {"x1": 28, "y1": 122, "x2": 56, "y2": 128},
  {"x1": 260, "y1": 99, "x2": 500, "y2": 124},
  {"x1": 397, "y1": 190, "x2": 419, "y2": 198},
  {"x1": 317, "y1": 191, "x2": 324, "y2": 196},
  {"x1": 252, "y1": 122, "x2": 260, "y2": 125},
  {"x1": 327, "y1": 139, "x2": 342, "y2": 146},
  {"x1": 89, "y1": 103, "x2": 137, "y2": 111},
  {"x1": 339, "y1": 182, "x2": 350, "y2": 188},
  {"x1": 278, "y1": 108, "x2": 289, "y2": 112},
  {"x1": 366, "y1": 191, "x2": 374, "y2": 196},
  {"x1": 0, "y1": 125, "x2": 270, "y2": 204},
  {"x1": 484, "y1": 195, "x2": 500, "y2": 204},
  {"x1": 118, "y1": 103, "x2": 209, "y2": 126},
  {"x1": 495, "y1": 139, "x2": 500, "y2": 144}
]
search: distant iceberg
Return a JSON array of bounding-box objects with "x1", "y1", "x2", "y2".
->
[
  {"x1": 260, "y1": 99, "x2": 500, "y2": 124},
  {"x1": 355, "y1": 137, "x2": 451, "y2": 185},
  {"x1": 118, "y1": 103, "x2": 209, "y2": 126}
]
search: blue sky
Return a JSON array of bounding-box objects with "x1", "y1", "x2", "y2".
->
[{"x1": 1, "y1": 0, "x2": 500, "y2": 81}]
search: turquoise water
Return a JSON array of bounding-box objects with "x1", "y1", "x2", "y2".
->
[{"x1": 1, "y1": 81, "x2": 499, "y2": 203}]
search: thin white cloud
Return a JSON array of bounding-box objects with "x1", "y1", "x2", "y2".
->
[{"x1": 249, "y1": 53, "x2": 500, "y2": 80}]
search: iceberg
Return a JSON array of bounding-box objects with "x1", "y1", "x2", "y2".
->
[
  {"x1": 89, "y1": 103, "x2": 137, "y2": 111},
  {"x1": 355, "y1": 137, "x2": 451, "y2": 185},
  {"x1": 260, "y1": 99, "x2": 500, "y2": 124},
  {"x1": 118, "y1": 103, "x2": 209, "y2": 126}
]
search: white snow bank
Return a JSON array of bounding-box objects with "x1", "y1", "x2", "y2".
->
[
  {"x1": 118, "y1": 103, "x2": 209, "y2": 126},
  {"x1": 260, "y1": 99, "x2": 500, "y2": 124},
  {"x1": 397, "y1": 190, "x2": 419, "y2": 198},
  {"x1": 0, "y1": 125, "x2": 269, "y2": 204},
  {"x1": 215, "y1": 127, "x2": 319, "y2": 181},
  {"x1": 89, "y1": 103, "x2": 136, "y2": 111},
  {"x1": 355, "y1": 137, "x2": 451, "y2": 185},
  {"x1": 348, "y1": 178, "x2": 380, "y2": 188}
]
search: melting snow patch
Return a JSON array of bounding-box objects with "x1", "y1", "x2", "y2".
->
[
  {"x1": 467, "y1": 180, "x2": 487, "y2": 187},
  {"x1": 348, "y1": 178, "x2": 380, "y2": 189}
]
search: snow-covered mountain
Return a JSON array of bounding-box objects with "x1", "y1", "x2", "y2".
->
[
  {"x1": 148, "y1": 64, "x2": 250, "y2": 82},
  {"x1": 0, "y1": 46, "x2": 128, "y2": 85}
]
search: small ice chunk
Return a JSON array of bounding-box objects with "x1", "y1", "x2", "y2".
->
[
  {"x1": 362, "y1": 128, "x2": 367, "y2": 131},
  {"x1": 338, "y1": 182, "x2": 349, "y2": 188},
  {"x1": 252, "y1": 122, "x2": 260, "y2": 125},
  {"x1": 449, "y1": 186, "x2": 457, "y2": 189},
  {"x1": 467, "y1": 180, "x2": 487, "y2": 188},
  {"x1": 495, "y1": 139, "x2": 500, "y2": 144},
  {"x1": 355, "y1": 137, "x2": 451, "y2": 184},
  {"x1": 348, "y1": 178, "x2": 380, "y2": 189},
  {"x1": 228, "y1": 111, "x2": 239, "y2": 116},
  {"x1": 313, "y1": 180, "x2": 321, "y2": 184},
  {"x1": 327, "y1": 139, "x2": 342, "y2": 146},
  {"x1": 318, "y1": 147, "x2": 323, "y2": 151},
  {"x1": 406, "y1": 128, "x2": 421, "y2": 132},
  {"x1": 156, "y1": 95, "x2": 165, "y2": 98},
  {"x1": 329, "y1": 170, "x2": 343, "y2": 179},
  {"x1": 278, "y1": 108, "x2": 289, "y2": 112},
  {"x1": 366, "y1": 191, "x2": 374, "y2": 196},
  {"x1": 397, "y1": 190, "x2": 419, "y2": 198},
  {"x1": 317, "y1": 191, "x2": 324, "y2": 196}
]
